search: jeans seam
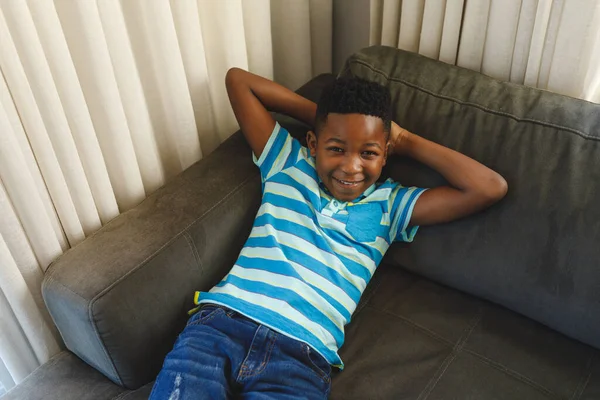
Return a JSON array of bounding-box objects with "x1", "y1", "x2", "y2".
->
[
  {"x1": 238, "y1": 326, "x2": 265, "y2": 380},
  {"x1": 249, "y1": 333, "x2": 277, "y2": 378},
  {"x1": 305, "y1": 344, "x2": 331, "y2": 384},
  {"x1": 188, "y1": 308, "x2": 223, "y2": 326}
]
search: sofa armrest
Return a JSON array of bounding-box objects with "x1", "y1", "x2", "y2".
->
[
  {"x1": 43, "y1": 130, "x2": 261, "y2": 389},
  {"x1": 42, "y1": 74, "x2": 336, "y2": 389}
]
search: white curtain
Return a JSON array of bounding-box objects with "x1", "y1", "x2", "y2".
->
[
  {"x1": 0, "y1": 0, "x2": 331, "y2": 391},
  {"x1": 370, "y1": 0, "x2": 600, "y2": 103}
]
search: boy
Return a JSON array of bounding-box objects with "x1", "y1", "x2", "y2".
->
[{"x1": 150, "y1": 69, "x2": 507, "y2": 399}]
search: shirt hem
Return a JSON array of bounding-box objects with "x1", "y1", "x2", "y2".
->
[{"x1": 197, "y1": 298, "x2": 344, "y2": 369}]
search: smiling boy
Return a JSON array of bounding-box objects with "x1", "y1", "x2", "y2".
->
[{"x1": 150, "y1": 70, "x2": 507, "y2": 400}]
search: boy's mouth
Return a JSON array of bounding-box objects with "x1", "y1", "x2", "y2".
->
[{"x1": 332, "y1": 177, "x2": 364, "y2": 188}]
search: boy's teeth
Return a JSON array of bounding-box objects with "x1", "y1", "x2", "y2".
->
[{"x1": 335, "y1": 177, "x2": 361, "y2": 186}]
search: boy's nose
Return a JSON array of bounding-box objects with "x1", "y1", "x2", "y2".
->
[{"x1": 341, "y1": 155, "x2": 362, "y2": 175}]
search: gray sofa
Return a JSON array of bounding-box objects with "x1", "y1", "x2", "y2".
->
[{"x1": 5, "y1": 46, "x2": 600, "y2": 400}]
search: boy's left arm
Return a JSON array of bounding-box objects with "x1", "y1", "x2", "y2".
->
[{"x1": 390, "y1": 122, "x2": 508, "y2": 226}]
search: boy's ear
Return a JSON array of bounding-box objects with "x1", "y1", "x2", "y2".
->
[
  {"x1": 306, "y1": 130, "x2": 318, "y2": 157},
  {"x1": 382, "y1": 141, "x2": 391, "y2": 167}
]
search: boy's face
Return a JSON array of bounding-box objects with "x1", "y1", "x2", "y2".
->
[{"x1": 307, "y1": 113, "x2": 389, "y2": 202}]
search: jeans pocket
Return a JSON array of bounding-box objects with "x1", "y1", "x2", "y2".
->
[
  {"x1": 303, "y1": 344, "x2": 331, "y2": 384},
  {"x1": 188, "y1": 306, "x2": 223, "y2": 326}
]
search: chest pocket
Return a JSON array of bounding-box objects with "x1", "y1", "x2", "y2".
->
[{"x1": 345, "y1": 203, "x2": 388, "y2": 243}]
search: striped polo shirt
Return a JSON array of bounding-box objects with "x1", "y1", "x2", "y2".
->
[{"x1": 197, "y1": 122, "x2": 426, "y2": 368}]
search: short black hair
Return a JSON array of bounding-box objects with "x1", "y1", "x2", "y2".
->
[{"x1": 315, "y1": 77, "x2": 391, "y2": 135}]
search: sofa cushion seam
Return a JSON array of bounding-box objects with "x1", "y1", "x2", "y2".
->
[
  {"x1": 463, "y1": 348, "x2": 562, "y2": 399},
  {"x1": 370, "y1": 306, "x2": 455, "y2": 347},
  {"x1": 112, "y1": 385, "x2": 153, "y2": 400},
  {"x1": 349, "y1": 58, "x2": 600, "y2": 142},
  {"x1": 183, "y1": 231, "x2": 203, "y2": 275},
  {"x1": 417, "y1": 312, "x2": 481, "y2": 400},
  {"x1": 87, "y1": 300, "x2": 124, "y2": 385},
  {"x1": 571, "y1": 369, "x2": 593, "y2": 400},
  {"x1": 43, "y1": 272, "x2": 85, "y2": 302},
  {"x1": 42, "y1": 273, "x2": 81, "y2": 346},
  {"x1": 417, "y1": 351, "x2": 458, "y2": 400},
  {"x1": 44, "y1": 271, "x2": 121, "y2": 384},
  {"x1": 569, "y1": 354, "x2": 595, "y2": 400},
  {"x1": 112, "y1": 390, "x2": 139, "y2": 400},
  {"x1": 41, "y1": 274, "x2": 121, "y2": 383}
]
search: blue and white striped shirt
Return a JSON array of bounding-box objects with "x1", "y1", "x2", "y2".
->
[{"x1": 198, "y1": 123, "x2": 426, "y2": 368}]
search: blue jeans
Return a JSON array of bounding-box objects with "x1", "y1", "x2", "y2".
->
[{"x1": 149, "y1": 305, "x2": 332, "y2": 399}]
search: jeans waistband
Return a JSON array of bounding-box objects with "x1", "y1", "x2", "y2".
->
[{"x1": 201, "y1": 303, "x2": 257, "y2": 324}]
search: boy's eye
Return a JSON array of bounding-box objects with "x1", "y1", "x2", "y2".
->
[
  {"x1": 362, "y1": 151, "x2": 378, "y2": 157},
  {"x1": 327, "y1": 147, "x2": 344, "y2": 153}
]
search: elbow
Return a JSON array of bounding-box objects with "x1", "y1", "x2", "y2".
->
[
  {"x1": 481, "y1": 173, "x2": 508, "y2": 206},
  {"x1": 225, "y1": 67, "x2": 246, "y2": 89}
]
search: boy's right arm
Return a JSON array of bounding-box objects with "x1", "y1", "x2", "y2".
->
[{"x1": 225, "y1": 68, "x2": 317, "y2": 159}]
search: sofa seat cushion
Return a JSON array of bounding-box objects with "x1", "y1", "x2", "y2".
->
[
  {"x1": 2, "y1": 351, "x2": 125, "y2": 400},
  {"x1": 331, "y1": 264, "x2": 600, "y2": 399}
]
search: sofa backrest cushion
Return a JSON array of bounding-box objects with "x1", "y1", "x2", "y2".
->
[{"x1": 341, "y1": 46, "x2": 600, "y2": 350}]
